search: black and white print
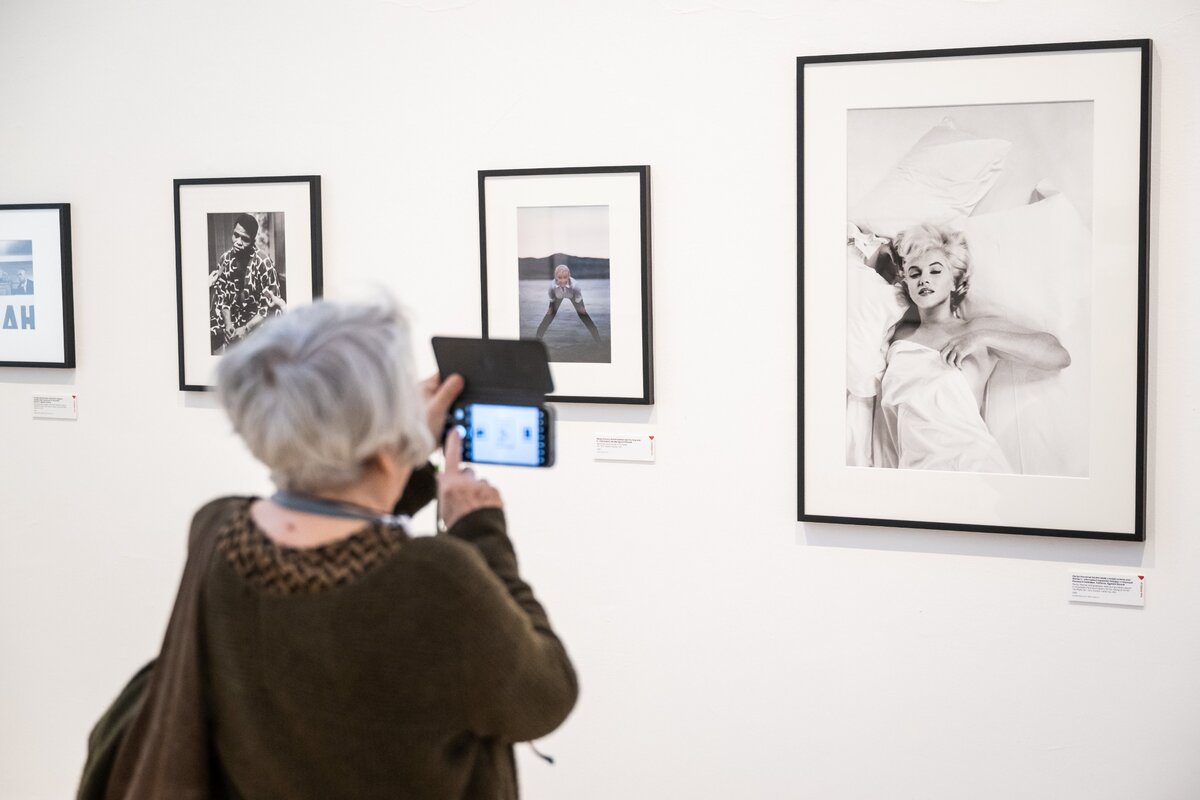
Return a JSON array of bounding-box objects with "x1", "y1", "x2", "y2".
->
[
  {"x1": 844, "y1": 101, "x2": 1094, "y2": 478},
  {"x1": 0, "y1": 240, "x2": 34, "y2": 296},
  {"x1": 206, "y1": 212, "x2": 287, "y2": 354}
]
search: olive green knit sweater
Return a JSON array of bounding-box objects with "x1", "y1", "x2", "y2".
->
[
  {"x1": 201, "y1": 499, "x2": 578, "y2": 798},
  {"x1": 92, "y1": 463, "x2": 577, "y2": 800}
]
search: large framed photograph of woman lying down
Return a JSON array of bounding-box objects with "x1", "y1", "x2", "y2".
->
[
  {"x1": 797, "y1": 40, "x2": 1151, "y2": 540},
  {"x1": 175, "y1": 175, "x2": 323, "y2": 391},
  {"x1": 479, "y1": 166, "x2": 653, "y2": 404}
]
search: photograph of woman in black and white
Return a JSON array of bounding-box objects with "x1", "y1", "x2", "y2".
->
[
  {"x1": 844, "y1": 101, "x2": 1094, "y2": 478},
  {"x1": 875, "y1": 222, "x2": 1070, "y2": 473}
]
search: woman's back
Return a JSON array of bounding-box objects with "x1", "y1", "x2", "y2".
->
[
  {"x1": 200, "y1": 498, "x2": 577, "y2": 800},
  {"x1": 88, "y1": 300, "x2": 575, "y2": 799}
]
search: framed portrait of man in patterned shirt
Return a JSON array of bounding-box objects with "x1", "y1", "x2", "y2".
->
[{"x1": 175, "y1": 176, "x2": 321, "y2": 391}]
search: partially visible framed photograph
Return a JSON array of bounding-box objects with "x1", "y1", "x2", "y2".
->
[
  {"x1": 174, "y1": 176, "x2": 322, "y2": 391},
  {"x1": 798, "y1": 40, "x2": 1151, "y2": 540},
  {"x1": 0, "y1": 204, "x2": 74, "y2": 368},
  {"x1": 479, "y1": 166, "x2": 653, "y2": 404}
]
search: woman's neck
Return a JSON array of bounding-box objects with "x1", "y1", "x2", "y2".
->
[
  {"x1": 917, "y1": 302, "x2": 956, "y2": 326},
  {"x1": 253, "y1": 465, "x2": 413, "y2": 549},
  {"x1": 305, "y1": 483, "x2": 394, "y2": 516}
]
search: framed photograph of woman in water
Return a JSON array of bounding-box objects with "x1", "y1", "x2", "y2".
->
[
  {"x1": 797, "y1": 41, "x2": 1151, "y2": 540},
  {"x1": 479, "y1": 166, "x2": 653, "y2": 404},
  {"x1": 0, "y1": 204, "x2": 74, "y2": 369}
]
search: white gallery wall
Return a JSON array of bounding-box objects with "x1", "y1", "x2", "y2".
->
[{"x1": 2, "y1": 0, "x2": 1198, "y2": 797}]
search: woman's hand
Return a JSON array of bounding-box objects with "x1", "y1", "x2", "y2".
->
[
  {"x1": 940, "y1": 330, "x2": 987, "y2": 369},
  {"x1": 422, "y1": 373, "x2": 465, "y2": 454},
  {"x1": 438, "y1": 427, "x2": 502, "y2": 528}
]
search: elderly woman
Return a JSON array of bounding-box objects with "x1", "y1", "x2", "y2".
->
[
  {"x1": 878, "y1": 222, "x2": 1070, "y2": 473},
  {"x1": 98, "y1": 299, "x2": 577, "y2": 799}
]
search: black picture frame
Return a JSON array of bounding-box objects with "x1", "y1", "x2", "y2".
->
[
  {"x1": 0, "y1": 203, "x2": 74, "y2": 369},
  {"x1": 174, "y1": 175, "x2": 323, "y2": 391},
  {"x1": 797, "y1": 40, "x2": 1151, "y2": 540},
  {"x1": 479, "y1": 165, "x2": 653, "y2": 405}
]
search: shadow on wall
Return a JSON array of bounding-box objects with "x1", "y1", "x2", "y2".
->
[{"x1": 798, "y1": 522, "x2": 1149, "y2": 568}]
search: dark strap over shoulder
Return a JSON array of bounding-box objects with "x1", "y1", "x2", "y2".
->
[
  {"x1": 99, "y1": 498, "x2": 243, "y2": 800},
  {"x1": 76, "y1": 660, "x2": 154, "y2": 800}
]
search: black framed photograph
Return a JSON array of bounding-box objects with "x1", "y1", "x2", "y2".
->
[
  {"x1": 174, "y1": 176, "x2": 322, "y2": 391},
  {"x1": 479, "y1": 166, "x2": 653, "y2": 404},
  {"x1": 0, "y1": 204, "x2": 74, "y2": 368},
  {"x1": 797, "y1": 40, "x2": 1151, "y2": 540}
]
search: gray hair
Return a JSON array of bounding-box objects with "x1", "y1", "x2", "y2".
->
[{"x1": 215, "y1": 298, "x2": 432, "y2": 493}]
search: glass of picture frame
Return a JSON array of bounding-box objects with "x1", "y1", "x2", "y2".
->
[
  {"x1": 797, "y1": 40, "x2": 1151, "y2": 540},
  {"x1": 174, "y1": 175, "x2": 323, "y2": 391},
  {"x1": 479, "y1": 166, "x2": 654, "y2": 405},
  {"x1": 0, "y1": 203, "x2": 74, "y2": 369}
]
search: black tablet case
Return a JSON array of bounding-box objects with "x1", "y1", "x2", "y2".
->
[{"x1": 431, "y1": 337, "x2": 554, "y2": 406}]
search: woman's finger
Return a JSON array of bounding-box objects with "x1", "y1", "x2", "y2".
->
[
  {"x1": 428, "y1": 373, "x2": 465, "y2": 419},
  {"x1": 443, "y1": 427, "x2": 463, "y2": 473}
]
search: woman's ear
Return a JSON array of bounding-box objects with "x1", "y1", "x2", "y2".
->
[
  {"x1": 363, "y1": 447, "x2": 397, "y2": 478},
  {"x1": 371, "y1": 446, "x2": 414, "y2": 488}
]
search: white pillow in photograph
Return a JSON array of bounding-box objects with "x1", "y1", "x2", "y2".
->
[
  {"x1": 846, "y1": 240, "x2": 908, "y2": 399},
  {"x1": 956, "y1": 192, "x2": 1092, "y2": 478},
  {"x1": 851, "y1": 118, "x2": 1012, "y2": 239}
]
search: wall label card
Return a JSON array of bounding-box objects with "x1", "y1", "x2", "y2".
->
[
  {"x1": 32, "y1": 391, "x2": 77, "y2": 420},
  {"x1": 1069, "y1": 572, "x2": 1145, "y2": 607},
  {"x1": 593, "y1": 433, "x2": 655, "y2": 462}
]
